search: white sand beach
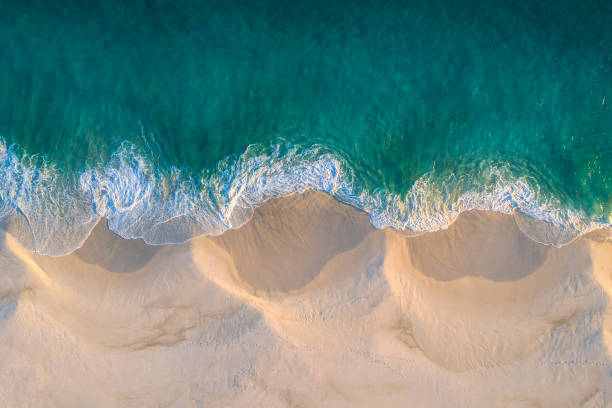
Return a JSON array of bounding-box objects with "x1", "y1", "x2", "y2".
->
[{"x1": 0, "y1": 191, "x2": 610, "y2": 407}]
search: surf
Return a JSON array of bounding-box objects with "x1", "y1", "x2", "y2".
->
[{"x1": 0, "y1": 137, "x2": 609, "y2": 256}]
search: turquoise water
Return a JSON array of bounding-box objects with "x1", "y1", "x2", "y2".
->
[{"x1": 0, "y1": 0, "x2": 610, "y2": 254}]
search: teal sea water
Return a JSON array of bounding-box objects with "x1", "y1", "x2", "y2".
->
[{"x1": 0, "y1": 0, "x2": 610, "y2": 254}]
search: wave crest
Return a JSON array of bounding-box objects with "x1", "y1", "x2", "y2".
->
[{"x1": 0, "y1": 138, "x2": 608, "y2": 256}]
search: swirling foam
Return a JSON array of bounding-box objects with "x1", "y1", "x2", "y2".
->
[{"x1": 0, "y1": 138, "x2": 609, "y2": 256}]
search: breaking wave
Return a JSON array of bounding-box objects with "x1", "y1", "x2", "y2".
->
[{"x1": 0, "y1": 138, "x2": 609, "y2": 256}]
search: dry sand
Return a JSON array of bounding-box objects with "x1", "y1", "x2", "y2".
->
[{"x1": 0, "y1": 191, "x2": 610, "y2": 407}]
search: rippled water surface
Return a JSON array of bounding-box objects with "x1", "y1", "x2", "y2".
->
[{"x1": 0, "y1": 0, "x2": 610, "y2": 253}]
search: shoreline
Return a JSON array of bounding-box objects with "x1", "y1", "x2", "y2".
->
[
  {"x1": 2, "y1": 187, "x2": 610, "y2": 259},
  {"x1": 2, "y1": 137, "x2": 610, "y2": 256}
]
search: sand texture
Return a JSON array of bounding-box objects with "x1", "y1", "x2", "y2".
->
[{"x1": 0, "y1": 191, "x2": 611, "y2": 407}]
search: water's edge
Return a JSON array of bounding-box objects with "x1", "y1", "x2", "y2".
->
[{"x1": 0, "y1": 138, "x2": 609, "y2": 256}]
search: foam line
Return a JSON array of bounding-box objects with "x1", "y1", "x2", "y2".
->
[{"x1": 0, "y1": 138, "x2": 609, "y2": 256}]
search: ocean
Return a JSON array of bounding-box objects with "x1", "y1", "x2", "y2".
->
[{"x1": 0, "y1": 0, "x2": 610, "y2": 255}]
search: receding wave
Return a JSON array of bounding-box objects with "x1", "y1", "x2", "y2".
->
[{"x1": 0, "y1": 138, "x2": 609, "y2": 256}]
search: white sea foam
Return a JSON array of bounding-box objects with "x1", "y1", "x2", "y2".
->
[{"x1": 0, "y1": 139, "x2": 609, "y2": 256}]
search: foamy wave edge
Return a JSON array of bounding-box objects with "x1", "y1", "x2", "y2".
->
[{"x1": 0, "y1": 138, "x2": 609, "y2": 256}]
